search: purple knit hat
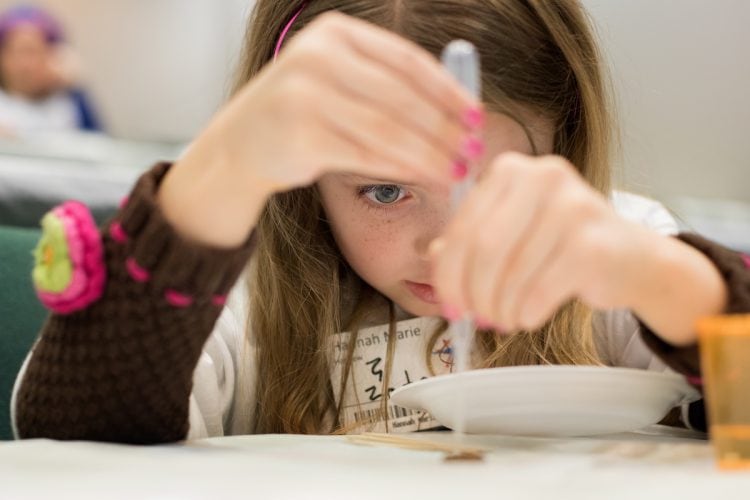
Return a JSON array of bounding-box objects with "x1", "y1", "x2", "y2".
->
[{"x1": 0, "y1": 5, "x2": 64, "y2": 46}]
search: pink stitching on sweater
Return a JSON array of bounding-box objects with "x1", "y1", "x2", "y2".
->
[
  {"x1": 109, "y1": 222, "x2": 128, "y2": 244},
  {"x1": 165, "y1": 289, "x2": 194, "y2": 308},
  {"x1": 125, "y1": 257, "x2": 151, "y2": 283},
  {"x1": 211, "y1": 295, "x2": 228, "y2": 307}
]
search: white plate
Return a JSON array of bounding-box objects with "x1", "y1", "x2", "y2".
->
[{"x1": 390, "y1": 365, "x2": 701, "y2": 437}]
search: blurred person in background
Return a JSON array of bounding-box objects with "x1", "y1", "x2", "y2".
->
[{"x1": 0, "y1": 5, "x2": 102, "y2": 137}]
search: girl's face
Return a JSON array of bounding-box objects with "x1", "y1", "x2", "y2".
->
[
  {"x1": 318, "y1": 111, "x2": 555, "y2": 317},
  {"x1": 0, "y1": 23, "x2": 54, "y2": 97}
]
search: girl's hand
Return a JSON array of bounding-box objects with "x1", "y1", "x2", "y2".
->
[
  {"x1": 226, "y1": 12, "x2": 482, "y2": 191},
  {"x1": 431, "y1": 153, "x2": 655, "y2": 332},
  {"x1": 160, "y1": 12, "x2": 482, "y2": 247}
]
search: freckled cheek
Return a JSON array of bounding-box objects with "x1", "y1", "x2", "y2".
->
[{"x1": 339, "y1": 220, "x2": 410, "y2": 282}]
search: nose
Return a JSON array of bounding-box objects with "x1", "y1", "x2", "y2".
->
[{"x1": 413, "y1": 204, "x2": 451, "y2": 261}]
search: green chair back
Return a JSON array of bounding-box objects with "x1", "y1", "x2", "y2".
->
[{"x1": 0, "y1": 225, "x2": 46, "y2": 440}]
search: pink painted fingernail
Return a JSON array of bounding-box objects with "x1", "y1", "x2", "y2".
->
[
  {"x1": 464, "y1": 108, "x2": 485, "y2": 129},
  {"x1": 742, "y1": 254, "x2": 750, "y2": 269},
  {"x1": 442, "y1": 305, "x2": 462, "y2": 321},
  {"x1": 463, "y1": 136, "x2": 485, "y2": 160},
  {"x1": 452, "y1": 161, "x2": 468, "y2": 180}
]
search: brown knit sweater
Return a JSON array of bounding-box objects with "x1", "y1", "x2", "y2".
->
[
  {"x1": 14, "y1": 163, "x2": 256, "y2": 443},
  {"x1": 13, "y1": 163, "x2": 750, "y2": 443}
]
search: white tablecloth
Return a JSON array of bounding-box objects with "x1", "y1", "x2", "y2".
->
[{"x1": 0, "y1": 426, "x2": 748, "y2": 500}]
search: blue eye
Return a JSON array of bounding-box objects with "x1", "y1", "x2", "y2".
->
[{"x1": 361, "y1": 185, "x2": 406, "y2": 205}]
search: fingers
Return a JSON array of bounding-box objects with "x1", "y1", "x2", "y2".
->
[
  {"x1": 431, "y1": 160, "x2": 516, "y2": 317},
  {"x1": 284, "y1": 13, "x2": 483, "y2": 185},
  {"x1": 491, "y1": 205, "x2": 566, "y2": 330},
  {"x1": 469, "y1": 178, "x2": 547, "y2": 326},
  {"x1": 309, "y1": 13, "x2": 480, "y2": 121},
  {"x1": 433, "y1": 153, "x2": 540, "y2": 319},
  {"x1": 429, "y1": 195, "x2": 482, "y2": 318},
  {"x1": 235, "y1": 11, "x2": 488, "y2": 192},
  {"x1": 432, "y1": 153, "x2": 606, "y2": 332},
  {"x1": 513, "y1": 241, "x2": 580, "y2": 331},
  {"x1": 314, "y1": 44, "x2": 472, "y2": 173},
  {"x1": 307, "y1": 81, "x2": 458, "y2": 185}
]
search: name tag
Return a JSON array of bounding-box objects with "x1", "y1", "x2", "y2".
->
[{"x1": 329, "y1": 316, "x2": 462, "y2": 434}]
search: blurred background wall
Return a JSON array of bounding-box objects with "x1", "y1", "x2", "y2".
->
[
  {"x1": 585, "y1": 0, "x2": 749, "y2": 204},
  {"x1": 0, "y1": 0, "x2": 747, "y2": 208},
  {"x1": 0, "y1": 0, "x2": 252, "y2": 142}
]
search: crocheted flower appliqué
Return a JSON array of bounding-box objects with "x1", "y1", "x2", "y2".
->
[{"x1": 32, "y1": 201, "x2": 106, "y2": 314}]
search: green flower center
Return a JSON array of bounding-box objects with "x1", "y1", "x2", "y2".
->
[{"x1": 32, "y1": 213, "x2": 73, "y2": 293}]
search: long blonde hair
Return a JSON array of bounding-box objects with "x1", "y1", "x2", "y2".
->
[{"x1": 237, "y1": 0, "x2": 614, "y2": 434}]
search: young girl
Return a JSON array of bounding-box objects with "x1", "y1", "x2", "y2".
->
[
  {"x1": 12, "y1": 0, "x2": 750, "y2": 443},
  {"x1": 0, "y1": 5, "x2": 101, "y2": 136}
]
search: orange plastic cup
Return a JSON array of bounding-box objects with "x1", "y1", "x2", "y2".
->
[{"x1": 698, "y1": 314, "x2": 750, "y2": 470}]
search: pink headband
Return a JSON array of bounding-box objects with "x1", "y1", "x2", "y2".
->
[{"x1": 273, "y1": 3, "x2": 308, "y2": 61}]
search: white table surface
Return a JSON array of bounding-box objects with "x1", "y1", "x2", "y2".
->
[{"x1": 1, "y1": 426, "x2": 748, "y2": 500}]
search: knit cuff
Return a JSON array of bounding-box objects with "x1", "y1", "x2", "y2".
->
[
  {"x1": 639, "y1": 232, "x2": 750, "y2": 380},
  {"x1": 111, "y1": 162, "x2": 256, "y2": 303}
]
